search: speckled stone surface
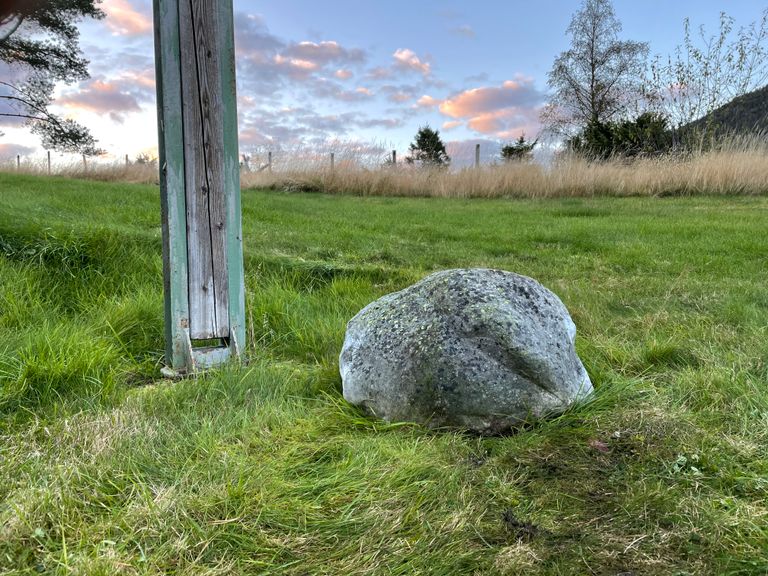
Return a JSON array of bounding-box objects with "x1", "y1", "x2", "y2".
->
[{"x1": 340, "y1": 269, "x2": 593, "y2": 434}]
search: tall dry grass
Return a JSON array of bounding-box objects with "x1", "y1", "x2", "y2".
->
[
  {"x1": 1, "y1": 156, "x2": 159, "y2": 184},
  {"x1": 243, "y1": 134, "x2": 768, "y2": 198},
  {"x1": 4, "y1": 135, "x2": 767, "y2": 197},
  {"x1": 241, "y1": 150, "x2": 768, "y2": 198}
]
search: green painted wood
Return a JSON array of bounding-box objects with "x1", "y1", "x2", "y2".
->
[
  {"x1": 154, "y1": 0, "x2": 192, "y2": 371},
  {"x1": 217, "y1": 0, "x2": 246, "y2": 353}
]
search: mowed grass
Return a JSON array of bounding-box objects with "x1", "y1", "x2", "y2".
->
[{"x1": 0, "y1": 172, "x2": 766, "y2": 575}]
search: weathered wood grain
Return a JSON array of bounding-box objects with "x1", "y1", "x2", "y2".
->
[{"x1": 178, "y1": 0, "x2": 229, "y2": 339}]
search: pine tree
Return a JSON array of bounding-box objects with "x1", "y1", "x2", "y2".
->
[
  {"x1": 406, "y1": 125, "x2": 450, "y2": 167},
  {"x1": 501, "y1": 135, "x2": 537, "y2": 162},
  {"x1": 0, "y1": 0, "x2": 104, "y2": 154}
]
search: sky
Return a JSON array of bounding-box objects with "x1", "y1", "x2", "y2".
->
[{"x1": 0, "y1": 0, "x2": 765, "y2": 165}]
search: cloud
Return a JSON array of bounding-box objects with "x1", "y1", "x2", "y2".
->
[
  {"x1": 387, "y1": 92, "x2": 411, "y2": 103},
  {"x1": 306, "y1": 79, "x2": 374, "y2": 102},
  {"x1": 465, "y1": 109, "x2": 535, "y2": 136},
  {"x1": 234, "y1": 13, "x2": 369, "y2": 103},
  {"x1": 0, "y1": 77, "x2": 27, "y2": 128},
  {"x1": 57, "y1": 78, "x2": 143, "y2": 123},
  {"x1": 379, "y1": 83, "x2": 428, "y2": 104},
  {"x1": 436, "y1": 78, "x2": 546, "y2": 137},
  {"x1": 270, "y1": 40, "x2": 367, "y2": 80},
  {"x1": 116, "y1": 69, "x2": 156, "y2": 92},
  {"x1": 238, "y1": 106, "x2": 402, "y2": 148},
  {"x1": 81, "y1": 43, "x2": 155, "y2": 81},
  {"x1": 238, "y1": 94, "x2": 258, "y2": 111},
  {"x1": 450, "y1": 25, "x2": 475, "y2": 38},
  {"x1": 357, "y1": 117, "x2": 404, "y2": 129},
  {"x1": 235, "y1": 14, "x2": 285, "y2": 55},
  {"x1": 282, "y1": 41, "x2": 366, "y2": 67},
  {"x1": 416, "y1": 95, "x2": 441, "y2": 108},
  {"x1": 102, "y1": 0, "x2": 152, "y2": 37},
  {"x1": 235, "y1": 16, "x2": 365, "y2": 77},
  {"x1": 393, "y1": 49, "x2": 431, "y2": 76},
  {"x1": 0, "y1": 143, "x2": 36, "y2": 159},
  {"x1": 439, "y1": 79, "x2": 542, "y2": 118},
  {"x1": 442, "y1": 120, "x2": 462, "y2": 130},
  {"x1": 274, "y1": 54, "x2": 321, "y2": 75},
  {"x1": 366, "y1": 66, "x2": 392, "y2": 80}
]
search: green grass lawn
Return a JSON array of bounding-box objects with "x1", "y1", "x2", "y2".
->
[{"x1": 1, "y1": 173, "x2": 766, "y2": 575}]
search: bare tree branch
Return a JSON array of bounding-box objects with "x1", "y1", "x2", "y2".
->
[{"x1": 543, "y1": 0, "x2": 648, "y2": 138}]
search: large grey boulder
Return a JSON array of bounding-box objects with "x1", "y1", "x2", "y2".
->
[{"x1": 340, "y1": 269, "x2": 592, "y2": 434}]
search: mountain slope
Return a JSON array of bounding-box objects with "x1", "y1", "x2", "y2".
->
[{"x1": 688, "y1": 84, "x2": 768, "y2": 134}]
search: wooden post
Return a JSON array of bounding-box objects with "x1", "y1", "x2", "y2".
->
[
  {"x1": 125, "y1": 153, "x2": 130, "y2": 167},
  {"x1": 268, "y1": 151, "x2": 272, "y2": 173},
  {"x1": 330, "y1": 152, "x2": 334, "y2": 172},
  {"x1": 47, "y1": 151, "x2": 51, "y2": 175},
  {"x1": 392, "y1": 150, "x2": 396, "y2": 165},
  {"x1": 154, "y1": 0, "x2": 245, "y2": 375},
  {"x1": 82, "y1": 154, "x2": 87, "y2": 171},
  {"x1": 475, "y1": 143, "x2": 480, "y2": 168},
  {"x1": 16, "y1": 155, "x2": 20, "y2": 170}
]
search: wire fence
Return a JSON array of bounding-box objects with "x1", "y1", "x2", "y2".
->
[
  {"x1": 1, "y1": 140, "x2": 518, "y2": 177},
  {"x1": 3, "y1": 135, "x2": 767, "y2": 198}
]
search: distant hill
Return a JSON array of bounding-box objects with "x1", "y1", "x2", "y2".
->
[{"x1": 686, "y1": 84, "x2": 768, "y2": 134}]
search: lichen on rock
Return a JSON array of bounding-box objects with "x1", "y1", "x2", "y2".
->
[{"x1": 340, "y1": 268, "x2": 592, "y2": 434}]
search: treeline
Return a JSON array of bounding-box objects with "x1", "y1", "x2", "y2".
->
[{"x1": 545, "y1": 0, "x2": 768, "y2": 160}]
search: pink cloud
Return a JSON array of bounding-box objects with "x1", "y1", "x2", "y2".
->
[
  {"x1": 283, "y1": 41, "x2": 365, "y2": 66},
  {"x1": 416, "y1": 95, "x2": 441, "y2": 108},
  {"x1": 388, "y1": 92, "x2": 412, "y2": 103},
  {"x1": 102, "y1": 0, "x2": 152, "y2": 37},
  {"x1": 436, "y1": 78, "x2": 545, "y2": 137},
  {"x1": 439, "y1": 79, "x2": 540, "y2": 118},
  {"x1": 57, "y1": 79, "x2": 142, "y2": 122},
  {"x1": 393, "y1": 49, "x2": 431, "y2": 76},
  {"x1": 233, "y1": 22, "x2": 366, "y2": 88},
  {"x1": 274, "y1": 54, "x2": 320, "y2": 72},
  {"x1": 442, "y1": 120, "x2": 462, "y2": 130},
  {"x1": 367, "y1": 66, "x2": 392, "y2": 80},
  {"x1": 119, "y1": 69, "x2": 155, "y2": 91},
  {"x1": 238, "y1": 94, "x2": 258, "y2": 110},
  {"x1": 467, "y1": 110, "x2": 514, "y2": 133}
]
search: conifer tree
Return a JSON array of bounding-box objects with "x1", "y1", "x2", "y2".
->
[{"x1": 406, "y1": 125, "x2": 450, "y2": 167}]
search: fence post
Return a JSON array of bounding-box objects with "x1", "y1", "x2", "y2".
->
[
  {"x1": 392, "y1": 150, "x2": 397, "y2": 165},
  {"x1": 47, "y1": 151, "x2": 51, "y2": 175},
  {"x1": 125, "y1": 154, "x2": 130, "y2": 167},
  {"x1": 475, "y1": 143, "x2": 480, "y2": 168},
  {"x1": 82, "y1": 154, "x2": 87, "y2": 171},
  {"x1": 154, "y1": 0, "x2": 245, "y2": 375},
  {"x1": 16, "y1": 155, "x2": 20, "y2": 170},
  {"x1": 330, "y1": 152, "x2": 334, "y2": 172},
  {"x1": 268, "y1": 151, "x2": 272, "y2": 173}
]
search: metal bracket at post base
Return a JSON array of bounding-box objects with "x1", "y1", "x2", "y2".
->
[{"x1": 160, "y1": 329, "x2": 242, "y2": 379}]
